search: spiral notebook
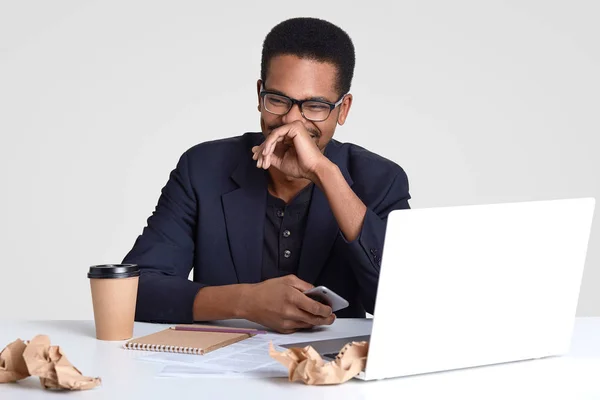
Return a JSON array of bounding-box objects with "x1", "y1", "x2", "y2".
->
[{"x1": 122, "y1": 325, "x2": 261, "y2": 355}]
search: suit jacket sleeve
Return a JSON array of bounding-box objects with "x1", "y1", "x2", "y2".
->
[
  {"x1": 340, "y1": 169, "x2": 411, "y2": 314},
  {"x1": 122, "y1": 151, "x2": 205, "y2": 323}
]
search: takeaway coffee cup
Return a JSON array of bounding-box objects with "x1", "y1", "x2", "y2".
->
[{"x1": 88, "y1": 264, "x2": 140, "y2": 341}]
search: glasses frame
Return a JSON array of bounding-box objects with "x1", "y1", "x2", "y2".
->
[{"x1": 259, "y1": 84, "x2": 347, "y2": 122}]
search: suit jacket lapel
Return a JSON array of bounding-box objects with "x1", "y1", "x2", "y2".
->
[
  {"x1": 221, "y1": 147, "x2": 267, "y2": 284},
  {"x1": 297, "y1": 141, "x2": 353, "y2": 284}
]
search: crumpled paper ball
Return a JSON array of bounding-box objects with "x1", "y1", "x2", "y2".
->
[
  {"x1": 269, "y1": 340, "x2": 369, "y2": 385},
  {"x1": 0, "y1": 335, "x2": 101, "y2": 390}
]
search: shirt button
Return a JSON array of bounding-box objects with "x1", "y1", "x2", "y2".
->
[
  {"x1": 276, "y1": 210, "x2": 284, "y2": 218},
  {"x1": 283, "y1": 230, "x2": 291, "y2": 238},
  {"x1": 283, "y1": 250, "x2": 291, "y2": 258}
]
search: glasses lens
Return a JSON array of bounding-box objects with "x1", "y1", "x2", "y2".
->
[
  {"x1": 302, "y1": 101, "x2": 331, "y2": 121},
  {"x1": 264, "y1": 94, "x2": 291, "y2": 115}
]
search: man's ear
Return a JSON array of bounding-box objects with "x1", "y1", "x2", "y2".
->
[
  {"x1": 256, "y1": 79, "x2": 263, "y2": 112},
  {"x1": 337, "y1": 94, "x2": 353, "y2": 125}
]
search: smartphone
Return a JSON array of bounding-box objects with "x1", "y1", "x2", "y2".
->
[{"x1": 303, "y1": 286, "x2": 349, "y2": 312}]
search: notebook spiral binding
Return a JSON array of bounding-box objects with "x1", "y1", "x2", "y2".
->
[{"x1": 122, "y1": 342, "x2": 202, "y2": 354}]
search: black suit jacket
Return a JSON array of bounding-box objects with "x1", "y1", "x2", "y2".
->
[{"x1": 123, "y1": 132, "x2": 411, "y2": 323}]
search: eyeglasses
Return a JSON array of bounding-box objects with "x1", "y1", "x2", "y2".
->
[{"x1": 259, "y1": 84, "x2": 347, "y2": 122}]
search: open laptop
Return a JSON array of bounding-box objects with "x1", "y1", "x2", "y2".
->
[{"x1": 293, "y1": 197, "x2": 596, "y2": 381}]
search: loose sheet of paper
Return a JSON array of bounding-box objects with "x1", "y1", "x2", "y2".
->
[
  {"x1": 158, "y1": 363, "x2": 288, "y2": 379},
  {"x1": 138, "y1": 335, "x2": 289, "y2": 378}
]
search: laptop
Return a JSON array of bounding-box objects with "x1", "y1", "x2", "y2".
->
[{"x1": 295, "y1": 197, "x2": 596, "y2": 381}]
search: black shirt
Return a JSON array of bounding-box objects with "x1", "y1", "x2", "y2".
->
[{"x1": 261, "y1": 183, "x2": 314, "y2": 280}]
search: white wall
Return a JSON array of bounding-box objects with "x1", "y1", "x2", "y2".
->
[{"x1": 1, "y1": 0, "x2": 598, "y2": 319}]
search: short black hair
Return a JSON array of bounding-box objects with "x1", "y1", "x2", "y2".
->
[{"x1": 261, "y1": 17, "x2": 356, "y2": 97}]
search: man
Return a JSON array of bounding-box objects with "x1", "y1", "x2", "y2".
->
[{"x1": 122, "y1": 17, "x2": 411, "y2": 333}]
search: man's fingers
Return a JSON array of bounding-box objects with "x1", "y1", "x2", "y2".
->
[
  {"x1": 252, "y1": 145, "x2": 262, "y2": 163},
  {"x1": 263, "y1": 135, "x2": 284, "y2": 156},
  {"x1": 262, "y1": 123, "x2": 307, "y2": 158},
  {"x1": 289, "y1": 307, "x2": 335, "y2": 327},
  {"x1": 269, "y1": 136, "x2": 286, "y2": 155},
  {"x1": 252, "y1": 143, "x2": 274, "y2": 169},
  {"x1": 293, "y1": 291, "x2": 333, "y2": 318},
  {"x1": 264, "y1": 124, "x2": 300, "y2": 155},
  {"x1": 262, "y1": 135, "x2": 278, "y2": 156}
]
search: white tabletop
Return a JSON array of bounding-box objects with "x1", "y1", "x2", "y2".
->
[{"x1": 1, "y1": 318, "x2": 599, "y2": 399}]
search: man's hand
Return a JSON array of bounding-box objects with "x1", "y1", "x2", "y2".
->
[
  {"x1": 252, "y1": 121, "x2": 331, "y2": 180},
  {"x1": 239, "y1": 274, "x2": 335, "y2": 334}
]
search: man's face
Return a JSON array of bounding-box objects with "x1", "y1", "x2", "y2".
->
[{"x1": 257, "y1": 54, "x2": 352, "y2": 152}]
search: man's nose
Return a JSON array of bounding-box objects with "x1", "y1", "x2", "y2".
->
[{"x1": 282, "y1": 103, "x2": 304, "y2": 124}]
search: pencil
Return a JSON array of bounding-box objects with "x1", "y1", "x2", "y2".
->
[{"x1": 171, "y1": 326, "x2": 268, "y2": 335}]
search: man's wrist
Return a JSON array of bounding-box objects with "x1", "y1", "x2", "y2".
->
[
  {"x1": 192, "y1": 283, "x2": 252, "y2": 321},
  {"x1": 234, "y1": 284, "x2": 252, "y2": 319},
  {"x1": 309, "y1": 158, "x2": 338, "y2": 188}
]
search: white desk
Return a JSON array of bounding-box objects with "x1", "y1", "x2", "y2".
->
[{"x1": 1, "y1": 318, "x2": 599, "y2": 399}]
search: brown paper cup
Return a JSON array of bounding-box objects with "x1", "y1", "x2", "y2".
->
[{"x1": 88, "y1": 264, "x2": 140, "y2": 341}]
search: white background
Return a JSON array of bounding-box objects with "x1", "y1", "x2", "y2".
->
[{"x1": 0, "y1": 1, "x2": 598, "y2": 319}]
